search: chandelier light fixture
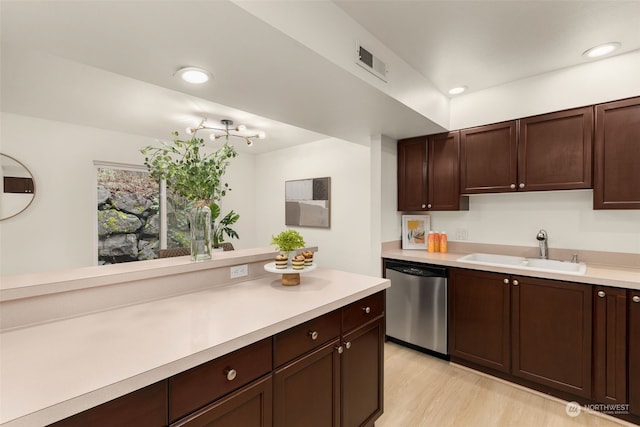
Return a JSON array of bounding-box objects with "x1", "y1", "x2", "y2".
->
[{"x1": 187, "y1": 119, "x2": 266, "y2": 146}]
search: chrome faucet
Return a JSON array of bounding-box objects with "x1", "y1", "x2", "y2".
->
[{"x1": 536, "y1": 229, "x2": 548, "y2": 259}]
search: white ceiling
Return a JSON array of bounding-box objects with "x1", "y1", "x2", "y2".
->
[
  {"x1": 1, "y1": 1, "x2": 639, "y2": 153},
  {"x1": 335, "y1": 0, "x2": 640, "y2": 95}
]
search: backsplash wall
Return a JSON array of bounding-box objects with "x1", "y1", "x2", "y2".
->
[{"x1": 427, "y1": 190, "x2": 640, "y2": 255}]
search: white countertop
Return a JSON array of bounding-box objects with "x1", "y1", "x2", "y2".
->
[
  {"x1": 382, "y1": 249, "x2": 640, "y2": 291},
  {"x1": 0, "y1": 267, "x2": 390, "y2": 427}
]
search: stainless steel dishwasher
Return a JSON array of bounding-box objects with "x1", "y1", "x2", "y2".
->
[{"x1": 384, "y1": 259, "x2": 448, "y2": 358}]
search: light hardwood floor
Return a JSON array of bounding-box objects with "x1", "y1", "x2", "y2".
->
[{"x1": 377, "y1": 342, "x2": 635, "y2": 427}]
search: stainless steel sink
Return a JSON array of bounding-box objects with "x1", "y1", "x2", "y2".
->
[{"x1": 457, "y1": 253, "x2": 586, "y2": 275}]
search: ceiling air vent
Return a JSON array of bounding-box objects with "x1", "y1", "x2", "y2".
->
[{"x1": 356, "y1": 42, "x2": 387, "y2": 82}]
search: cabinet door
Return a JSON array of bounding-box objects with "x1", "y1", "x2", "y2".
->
[
  {"x1": 49, "y1": 381, "x2": 168, "y2": 427},
  {"x1": 342, "y1": 319, "x2": 384, "y2": 427},
  {"x1": 594, "y1": 96, "x2": 640, "y2": 209},
  {"x1": 460, "y1": 121, "x2": 517, "y2": 194},
  {"x1": 170, "y1": 376, "x2": 272, "y2": 427},
  {"x1": 397, "y1": 137, "x2": 427, "y2": 211},
  {"x1": 511, "y1": 277, "x2": 592, "y2": 398},
  {"x1": 274, "y1": 339, "x2": 341, "y2": 427},
  {"x1": 629, "y1": 290, "x2": 640, "y2": 417},
  {"x1": 427, "y1": 132, "x2": 467, "y2": 210},
  {"x1": 593, "y1": 287, "x2": 627, "y2": 404},
  {"x1": 449, "y1": 269, "x2": 511, "y2": 373},
  {"x1": 518, "y1": 107, "x2": 593, "y2": 191}
]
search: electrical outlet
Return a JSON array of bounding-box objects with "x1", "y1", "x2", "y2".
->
[
  {"x1": 230, "y1": 264, "x2": 248, "y2": 279},
  {"x1": 455, "y1": 228, "x2": 469, "y2": 240}
]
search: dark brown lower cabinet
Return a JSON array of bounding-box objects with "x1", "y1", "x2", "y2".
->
[
  {"x1": 342, "y1": 318, "x2": 384, "y2": 427},
  {"x1": 273, "y1": 339, "x2": 341, "y2": 427},
  {"x1": 449, "y1": 269, "x2": 511, "y2": 373},
  {"x1": 511, "y1": 277, "x2": 592, "y2": 398},
  {"x1": 450, "y1": 268, "x2": 593, "y2": 399},
  {"x1": 48, "y1": 381, "x2": 168, "y2": 427},
  {"x1": 171, "y1": 376, "x2": 272, "y2": 427},
  {"x1": 629, "y1": 290, "x2": 640, "y2": 417},
  {"x1": 593, "y1": 287, "x2": 627, "y2": 404}
]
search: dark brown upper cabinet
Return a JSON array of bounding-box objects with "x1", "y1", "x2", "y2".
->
[
  {"x1": 518, "y1": 107, "x2": 593, "y2": 191},
  {"x1": 594, "y1": 96, "x2": 640, "y2": 209},
  {"x1": 460, "y1": 107, "x2": 593, "y2": 194},
  {"x1": 397, "y1": 132, "x2": 468, "y2": 211},
  {"x1": 460, "y1": 121, "x2": 518, "y2": 194}
]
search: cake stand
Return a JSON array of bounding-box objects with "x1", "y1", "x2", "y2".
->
[{"x1": 264, "y1": 262, "x2": 317, "y2": 286}]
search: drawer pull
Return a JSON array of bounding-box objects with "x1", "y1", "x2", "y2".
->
[
  {"x1": 363, "y1": 306, "x2": 371, "y2": 314},
  {"x1": 512, "y1": 280, "x2": 519, "y2": 286},
  {"x1": 225, "y1": 368, "x2": 237, "y2": 381},
  {"x1": 336, "y1": 345, "x2": 344, "y2": 354},
  {"x1": 633, "y1": 296, "x2": 640, "y2": 303},
  {"x1": 344, "y1": 341, "x2": 352, "y2": 350},
  {"x1": 503, "y1": 278, "x2": 509, "y2": 284},
  {"x1": 309, "y1": 331, "x2": 319, "y2": 340},
  {"x1": 598, "y1": 290, "x2": 606, "y2": 298}
]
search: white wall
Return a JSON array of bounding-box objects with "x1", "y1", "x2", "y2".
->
[
  {"x1": 0, "y1": 113, "x2": 256, "y2": 276},
  {"x1": 254, "y1": 138, "x2": 373, "y2": 275},
  {"x1": 379, "y1": 51, "x2": 640, "y2": 255},
  {"x1": 450, "y1": 50, "x2": 640, "y2": 129},
  {"x1": 381, "y1": 135, "x2": 401, "y2": 242}
]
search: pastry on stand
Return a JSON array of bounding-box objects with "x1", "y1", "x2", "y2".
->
[{"x1": 264, "y1": 254, "x2": 316, "y2": 286}]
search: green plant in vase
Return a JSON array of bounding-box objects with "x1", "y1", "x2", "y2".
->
[
  {"x1": 210, "y1": 202, "x2": 240, "y2": 249},
  {"x1": 141, "y1": 122, "x2": 237, "y2": 261}
]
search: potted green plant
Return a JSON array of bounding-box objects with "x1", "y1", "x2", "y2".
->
[
  {"x1": 210, "y1": 202, "x2": 240, "y2": 250},
  {"x1": 271, "y1": 229, "x2": 306, "y2": 259},
  {"x1": 141, "y1": 124, "x2": 237, "y2": 261}
]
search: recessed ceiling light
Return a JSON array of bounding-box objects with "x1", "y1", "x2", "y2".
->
[
  {"x1": 582, "y1": 42, "x2": 621, "y2": 59},
  {"x1": 175, "y1": 67, "x2": 211, "y2": 84},
  {"x1": 448, "y1": 86, "x2": 467, "y2": 95}
]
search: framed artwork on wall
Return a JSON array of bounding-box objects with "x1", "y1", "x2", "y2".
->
[
  {"x1": 285, "y1": 177, "x2": 330, "y2": 228},
  {"x1": 402, "y1": 215, "x2": 430, "y2": 250}
]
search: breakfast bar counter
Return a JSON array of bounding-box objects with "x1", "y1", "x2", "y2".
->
[{"x1": 0, "y1": 265, "x2": 389, "y2": 426}]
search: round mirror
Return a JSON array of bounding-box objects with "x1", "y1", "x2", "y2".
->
[{"x1": 1, "y1": 153, "x2": 36, "y2": 221}]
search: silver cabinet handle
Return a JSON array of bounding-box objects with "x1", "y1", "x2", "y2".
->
[
  {"x1": 512, "y1": 280, "x2": 519, "y2": 286},
  {"x1": 336, "y1": 345, "x2": 344, "y2": 354},
  {"x1": 363, "y1": 306, "x2": 371, "y2": 314},
  {"x1": 503, "y1": 278, "x2": 510, "y2": 284},
  {"x1": 344, "y1": 341, "x2": 352, "y2": 350},
  {"x1": 598, "y1": 290, "x2": 606, "y2": 298},
  {"x1": 519, "y1": 183, "x2": 525, "y2": 189},
  {"x1": 510, "y1": 184, "x2": 516, "y2": 189},
  {"x1": 309, "y1": 331, "x2": 318, "y2": 340},
  {"x1": 226, "y1": 368, "x2": 237, "y2": 381},
  {"x1": 427, "y1": 203, "x2": 432, "y2": 209},
  {"x1": 421, "y1": 204, "x2": 426, "y2": 208},
  {"x1": 633, "y1": 296, "x2": 640, "y2": 303}
]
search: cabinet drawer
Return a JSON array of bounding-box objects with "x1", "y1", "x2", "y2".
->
[
  {"x1": 169, "y1": 338, "x2": 272, "y2": 423},
  {"x1": 342, "y1": 292, "x2": 384, "y2": 333},
  {"x1": 274, "y1": 309, "x2": 341, "y2": 367},
  {"x1": 48, "y1": 381, "x2": 168, "y2": 427}
]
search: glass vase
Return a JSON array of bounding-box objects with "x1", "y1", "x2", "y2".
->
[{"x1": 189, "y1": 201, "x2": 212, "y2": 262}]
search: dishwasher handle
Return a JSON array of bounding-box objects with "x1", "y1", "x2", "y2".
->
[{"x1": 385, "y1": 260, "x2": 447, "y2": 278}]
